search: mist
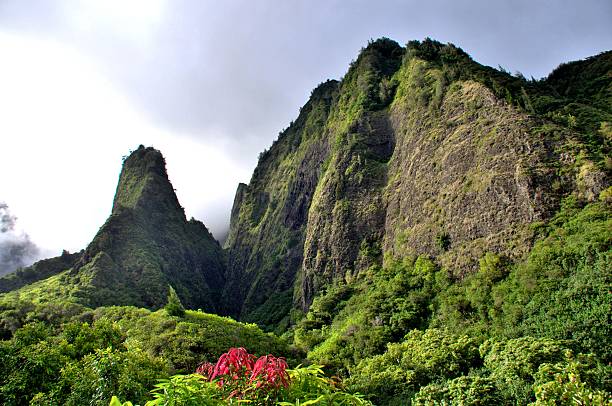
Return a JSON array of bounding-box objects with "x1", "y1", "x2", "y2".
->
[{"x1": 0, "y1": 203, "x2": 41, "y2": 276}]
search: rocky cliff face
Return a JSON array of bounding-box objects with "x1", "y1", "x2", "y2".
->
[
  {"x1": 381, "y1": 67, "x2": 563, "y2": 275},
  {"x1": 225, "y1": 39, "x2": 610, "y2": 324},
  {"x1": 222, "y1": 81, "x2": 338, "y2": 327},
  {"x1": 299, "y1": 40, "x2": 403, "y2": 309}
]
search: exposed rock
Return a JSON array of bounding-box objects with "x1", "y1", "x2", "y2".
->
[{"x1": 222, "y1": 80, "x2": 338, "y2": 325}]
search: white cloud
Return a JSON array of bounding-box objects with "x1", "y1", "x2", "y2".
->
[
  {"x1": 0, "y1": 33, "x2": 246, "y2": 257},
  {"x1": 60, "y1": 0, "x2": 166, "y2": 50}
]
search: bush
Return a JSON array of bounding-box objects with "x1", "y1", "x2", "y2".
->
[
  {"x1": 531, "y1": 352, "x2": 611, "y2": 405},
  {"x1": 55, "y1": 347, "x2": 168, "y2": 406},
  {"x1": 413, "y1": 375, "x2": 503, "y2": 406},
  {"x1": 347, "y1": 329, "x2": 481, "y2": 404},
  {"x1": 480, "y1": 337, "x2": 569, "y2": 404}
]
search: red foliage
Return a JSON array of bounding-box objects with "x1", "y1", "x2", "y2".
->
[
  {"x1": 195, "y1": 347, "x2": 290, "y2": 399},
  {"x1": 210, "y1": 347, "x2": 255, "y2": 384},
  {"x1": 250, "y1": 355, "x2": 290, "y2": 389},
  {"x1": 195, "y1": 361, "x2": 215, "y2": 379}
]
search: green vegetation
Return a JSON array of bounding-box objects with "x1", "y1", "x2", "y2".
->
[
  {"x1": 403, "y1": 39, "x2": 611, "y2": 164},
  {"x1": 0, "y1": 146, "x2": 227, "y2": 314},
  {"x1": 112, "y1": 364, "x2": 370, "y2": 406},
  {"x1": 0, "y1": 306, "x2": 290, "y2": 405},
  {"x1": 0, "y1": 250, "x2": 81, "y2": 294},
  {"x1": 293, "y1": 196, "x2": 611, "y2": 404},
  {"x1": 165, "y1": 286, "x2": 186, "y2": 317},
  {"x1": 225, "y1": 38, "x2": 611, "y2": 331}
]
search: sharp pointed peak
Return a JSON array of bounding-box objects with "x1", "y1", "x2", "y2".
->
[{"x1": 112, "y1": 145, "x2": 184, "y2": 219}]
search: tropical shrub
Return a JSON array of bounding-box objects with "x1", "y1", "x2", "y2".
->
[
  {"x1": 53, "y1": 347, "x2": 167, "y2": 406},
  {"x1": 196, "y1": 347, "x2": 290, "y2": 403},
  {"x1": 530, "y1": 352, "x2": 611, "y2": 405},
  {"x1": 112, "y1": 348, "x2": 370, "y2": 405},
  {"x1": 145, "y1": 375, "x2": 223, "y2": 406},
  {"x1": 412, "y1": 375, "x2": 503, "y2": 406},
  {"x1": 302, "y1": 256, "x2": 445, "y2": 374},
  {"x1": 480, "y1": 337, "x2": 570, "y2": 404},
  {"x1": 347, "y1": 329, "x2": 481, "y2": 404}
]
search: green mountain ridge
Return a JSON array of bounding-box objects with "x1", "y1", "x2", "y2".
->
[{"x1": 223, "y1": 38, "x2": 610, "y2": 328}]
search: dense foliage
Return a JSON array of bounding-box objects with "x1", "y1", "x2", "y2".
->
[
  {"x1": 293, "y1": 194, "x2": 611, "y2": 404},
  {"x1": 112, "y1": 347, "x2": 370, "y2": 405},
  {"x1": 0, "y1": 306, "x2": 290, "y2": 405}
]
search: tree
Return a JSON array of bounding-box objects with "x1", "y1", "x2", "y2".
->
[{"x1": 165, "y1": 286, "x2": 185, "y2": 317}]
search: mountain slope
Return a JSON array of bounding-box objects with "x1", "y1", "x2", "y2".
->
[
  {"x1": 222, "y1": 80, "x2": 339, "y2": 327},
  {"x1": 0, "y1": 249, "x2": 81, "y2": 293},
  {"x1": 73, "y1": 145, "x2": 226, "y2": 310},
  {"x1": 0, "y1": 146, "x2": 226, "y2": 312},
  {"x1": 224, "y1": 38, "x2": 611, "y2": 328}
]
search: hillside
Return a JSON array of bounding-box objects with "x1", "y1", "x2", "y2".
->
[
  {"x1": 0, "y1": 305, "x2": 291, "y2": 405},
  {"x1": 223, "y1": 39, "x2": 610, "y2": 329}
]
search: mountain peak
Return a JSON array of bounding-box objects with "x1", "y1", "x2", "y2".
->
[
  {"x1": 66, "y1": 145, "x2": 227, "y2": 310},
  {"x1": 112, "y1": 146, "x2": 185, "y2": 221}
]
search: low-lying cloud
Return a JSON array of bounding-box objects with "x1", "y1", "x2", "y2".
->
[{"x1": 0, "y1": 202, "x2": 40, "y2": 276}]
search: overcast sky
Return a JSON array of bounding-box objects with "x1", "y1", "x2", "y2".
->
[{"x1": 0, "y1": 0, "x2": 610, "y2": 272}]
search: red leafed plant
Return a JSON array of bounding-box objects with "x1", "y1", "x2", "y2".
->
[
  {"x1": 210, "y1": 347, "x2": 255, "y2": 385},
  {"x1": 250, "y1": 354, "x2": 290, "y2": 389},
  {"x1": 195, "y1": 361, "x2": 215, "y2": 379},
  {"x1": 195, "y1": 347, "x2": 290, "y2": 401}
]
